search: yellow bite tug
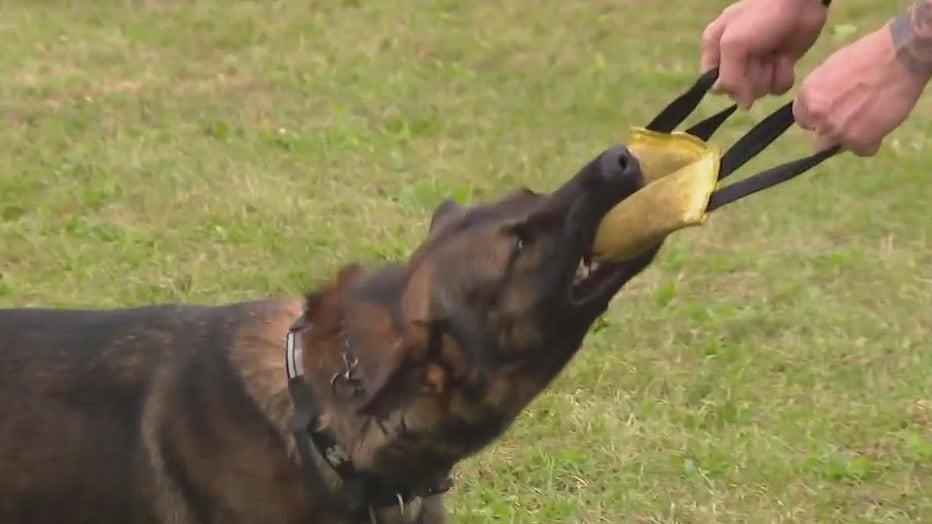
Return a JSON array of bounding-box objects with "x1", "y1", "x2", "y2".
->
[{"x1": 589, "y1": 67, "x2": 842, "y2": 264}]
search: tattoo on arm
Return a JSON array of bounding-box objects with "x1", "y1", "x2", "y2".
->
[{"x1": 891, "y1": 0, "x2": 932, "y2": 77}]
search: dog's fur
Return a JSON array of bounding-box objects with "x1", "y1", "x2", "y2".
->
[{"x1": 0, "y1": 145, "x2": 662, "y2": 524}]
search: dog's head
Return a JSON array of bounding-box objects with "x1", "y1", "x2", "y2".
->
[{"x1": 299, "y1": 145, "x2": 661, "y2": 486}]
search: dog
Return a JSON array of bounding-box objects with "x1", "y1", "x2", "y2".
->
[{"x1": 0, "y1": 144, "x2": 662, "y2": 524}]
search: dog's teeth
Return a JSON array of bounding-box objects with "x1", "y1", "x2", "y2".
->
[{"x1": 574, "y1": 259, "x2": 590, "y2": 284}]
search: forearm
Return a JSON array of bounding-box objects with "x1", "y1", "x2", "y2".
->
[{"x1": 890, "y1": 1, "x2": 932, "y2": 78}]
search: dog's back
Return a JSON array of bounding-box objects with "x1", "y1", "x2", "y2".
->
[{"x1": 0, "y1": 304, "x2": 232, "y2": 524}]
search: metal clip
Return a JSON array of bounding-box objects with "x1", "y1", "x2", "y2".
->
[{"x1": 330, "y1": 351, "x2": 365, "y2": 399}]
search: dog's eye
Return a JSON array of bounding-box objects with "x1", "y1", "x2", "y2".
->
[{"x1": 513, "y1": 229, "x2": 531, "y2": 253}]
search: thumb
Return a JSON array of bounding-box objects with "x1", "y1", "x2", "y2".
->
[{"x1": 792, "y1": 95, "x2": 814, "y2": 131}]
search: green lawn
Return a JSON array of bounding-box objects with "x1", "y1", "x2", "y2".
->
[{"x1": 2, "y1": 0, "x2": 931, "y2": 522}]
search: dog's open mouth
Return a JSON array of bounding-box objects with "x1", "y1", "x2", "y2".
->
[
  {"x1": 569, "y1": 251, "x2": 628, "y2": 304},
  {"x1": 561, "y1": 144, "x2": 648, "y2": 305}
]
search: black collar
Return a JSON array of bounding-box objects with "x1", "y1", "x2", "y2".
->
[{"x1": 283, "y1": 316, "x2": 453, "y2": 522}]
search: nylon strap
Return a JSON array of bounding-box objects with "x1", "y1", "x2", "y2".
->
[
  {"x1": 644, "y1": 66, "x2": 841, "y2": 213},
  {"x1": 707, "y1": 143, "x2": 841, "y2": 211},
  {"x1": 645, "y1": 68, "x2": 723, "y2": 133},
  {"x1": 685, "y1": 104, "x2": 737, "y2": 141},
  {"x1": 285, "y1": 320, "x2": 340, "y2": 509}
]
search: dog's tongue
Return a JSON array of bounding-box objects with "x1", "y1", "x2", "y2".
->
[{"x1": 591, "y1": 128, "x2": 722, "y2": 263}]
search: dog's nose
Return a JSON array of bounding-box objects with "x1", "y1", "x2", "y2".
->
[{"x1": 597, "y1": 145, "x2": 641, "y2": 181}]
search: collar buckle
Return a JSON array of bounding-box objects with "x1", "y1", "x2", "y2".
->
[{"x1": 330, "y1": 350, "x2": 365, "y2": 399}]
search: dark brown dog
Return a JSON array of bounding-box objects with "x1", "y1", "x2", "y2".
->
[{"x1": 0, "y1": 145, "x2": 661, "y2": 524}]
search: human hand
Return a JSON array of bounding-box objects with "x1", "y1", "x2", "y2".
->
[
  {"x1": 793, "y1": 19, "x2": 932, "y2": 157},
  {"x1": 700, "y1": 0, "x2": 830, "y2": 109}
]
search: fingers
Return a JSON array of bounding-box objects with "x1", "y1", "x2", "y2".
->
[
  {"x1": 795, "y1": 90, "x2": 879, "y2": 156},
  {"x1": 771, "y1": 54, "x2": 795, "y2": 95},
  {"x1": 717, "y1": 30, "x2": 754, "y2": 109},
  {"x1": 749, "y1": 59, "x2": 775, "y2": 100},
  {"x1": 701, "y1": 7, "x2": 756, "y2": 106},
  {"x1": 813, "y1": 133, "x2": 881, "y2": 157},
  {"x1": 812, "y1": 130, "x2": 842, "y2": 154},
  {"x1": 699, "y1": 2, "x2": 814, "y2": 110},
  {"x1": 791, "y1": 94, "x2": 814, "y2": 131},
  {"x1": 833, "y1": 128, "x2": 881, "y2": 157},
  {"x1": 852, "y1": 139, "x2": 881, "y2": 157},
  {"x1": 710, "y1": 26, "x2": 780, "y2": 109},
  {"x1": 700, "y1": 18, "x2": 726, "y2": 73},
  {"x1": 794, "y1": 91, "x2": 838, "y2": 151},
  {"x1": 701, "y1": 2, "x2": 742, "y2": 74}
]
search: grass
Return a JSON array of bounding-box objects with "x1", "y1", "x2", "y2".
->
[{"x1": 2, "y1": 0, "x2": 931, "y2": 521}]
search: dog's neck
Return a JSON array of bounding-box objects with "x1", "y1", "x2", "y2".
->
[
  {"x1": 281, "y1": 303, "x2": 454, "y2": 518},
  {"x1": 230, "y1": 263, "x2": 457, "y2": 515},
  {"x1": 225, "y1": 299, "x2": 404, "y2": 503},
  {"x1": 293, "y1": 311, "x2": 388, "y2": 471},
  {"x1": 293, "y1": 316, "x2": 383, "y2": 472}
]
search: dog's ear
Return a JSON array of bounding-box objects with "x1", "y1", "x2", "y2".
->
[
  {"x1": 335, "y1": 263, "x2": 365, "y2": 288},
  {"x1": 303, "y1": 263, "x2": 365, "y2": 324},
  {"x1": 352, "y1": 319, "x2": 422, "y2": 415},
  {"x1": 354, "y1": 338, "x2": 409, "y2": 414},
  {"x1": 354, "y1": 319, "x2": 453, "y2": 416},
  {"x1": 428, "y1": 198, "x2": 464, "y2": 234}
]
